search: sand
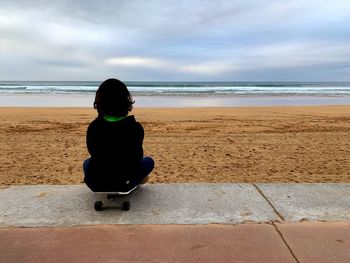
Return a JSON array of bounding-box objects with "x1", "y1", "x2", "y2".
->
[{"x1": 1, "y1": 106, "x2": 350, "y2": 185}]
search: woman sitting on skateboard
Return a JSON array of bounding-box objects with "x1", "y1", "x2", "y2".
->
[{"x1": 83, "y1": 78, "x2": 154, "y2": 192}]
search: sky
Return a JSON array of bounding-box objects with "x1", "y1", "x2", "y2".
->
[{"x1": 0, "y1": 0, "x2": 349, "y2": 81}]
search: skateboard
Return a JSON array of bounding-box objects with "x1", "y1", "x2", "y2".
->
[{"x1": 94, "y1": 185, "x2": 139, "y2": 211}]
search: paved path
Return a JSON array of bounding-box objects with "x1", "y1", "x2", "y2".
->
[
  {"x1": 1, "y1": 223, "x2": 350, "y2": 263},
  {"x1": 1, "y1": 183, "x2": 350, "y2": 262}
]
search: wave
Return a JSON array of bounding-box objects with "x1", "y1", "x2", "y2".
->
[{"x1": 1, "y1": 81, "x2": 350, "y2": 96}]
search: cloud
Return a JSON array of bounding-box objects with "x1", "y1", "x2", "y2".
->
[
  {"x1": 0, "y1": 0, "x2": 349, "y2": 80},
  {"x1": 105, "y1": 56, "x2": 166, "y2": 68},
  {"x1": 180, "y1": 63, "x2": 236, "y2": 75}
]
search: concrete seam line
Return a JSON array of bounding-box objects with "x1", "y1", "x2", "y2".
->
[
  {"x1": 253, "y1": 184, "x2": 285, "y2": 221},
  {"x1": 117, "y1": 188, "x2": 139, "y2": 223},
  {"x1": 272, "y1": 222, "x2": 300, "y2": 263}
]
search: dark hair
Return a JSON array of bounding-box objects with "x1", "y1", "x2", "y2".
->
[{"x1": 94, "y1": 78, "x2": 134, "y2": 116}]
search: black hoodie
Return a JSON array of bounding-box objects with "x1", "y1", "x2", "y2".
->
[{"x1": 85, "y1": 115, "x2": 144, "y2": 191}]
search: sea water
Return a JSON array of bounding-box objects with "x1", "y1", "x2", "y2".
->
[
  {"x1": 1, "y1": 81, "x2": 350, "y2": 107},
  {"x1": 1, "y1": 81, "x2": 350, "y2": 96}
]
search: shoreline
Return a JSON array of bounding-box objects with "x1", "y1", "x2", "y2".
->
[
  {"x1": 1, "y1": 93, "x2": 350, "y2": 107},
  {"x1": 1, "y1": 105, "x2": 350, "y2": 185}
]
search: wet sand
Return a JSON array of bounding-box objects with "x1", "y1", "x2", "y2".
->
[{"x1": 1, "y1": 106, "x2": 350, "y2": 185}]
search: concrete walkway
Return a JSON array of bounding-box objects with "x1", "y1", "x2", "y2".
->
[
  {"x1": 1, "y1": 223, "x2": 350, "y2": 262},
  {"x1": 1, "y1": 183, "x2": 350, "y2": 262}
]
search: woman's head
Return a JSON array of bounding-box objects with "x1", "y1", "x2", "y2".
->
[{"x1": 94, "y1": 78, "x2": 134, "y2": 116}]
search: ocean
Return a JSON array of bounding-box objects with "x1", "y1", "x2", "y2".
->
[
  {"x1": 1, "y1": 81, "x2": 350, "y2": 107},
  {"x1": 1, "y1": 81, "x2": 350, "y2": 96}
]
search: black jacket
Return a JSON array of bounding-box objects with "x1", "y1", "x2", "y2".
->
[{"x1": 85, "y1": 115, "x2": 144, "y2": 191}]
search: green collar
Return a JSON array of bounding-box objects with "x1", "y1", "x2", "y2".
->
[{"x1": 103, "y1": 115, "x2": 127, "y2": 122}]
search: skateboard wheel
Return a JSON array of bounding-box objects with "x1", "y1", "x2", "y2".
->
[
  {"x1": 94, "y1": 201, "x2": 103, "y2": 211},
  {"x1": 123, "y1": 201, "x2": 130, "y2": 211}
]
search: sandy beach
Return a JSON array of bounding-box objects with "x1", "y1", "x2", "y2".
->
[{"x1": 1, "y1": 106, "x2": 350, "y2": 185}]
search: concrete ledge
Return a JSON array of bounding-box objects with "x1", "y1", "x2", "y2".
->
[
  {"x1": 256, "y1": 183, "x2": 350, "y2": 222},
  {"x1": 0, "y1": 184, "x2": 277, "y2": 227},
  {"x1": 1, "y1": 183, "x2": 350, "y2": 227},
  {"x1": 118, "y1": 184, "x2": 276, "y2": 224}
]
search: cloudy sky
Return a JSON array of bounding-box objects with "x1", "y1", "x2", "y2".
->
[{"x1": 0, "y1": 0, "x2": 349, "y2": 81}]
